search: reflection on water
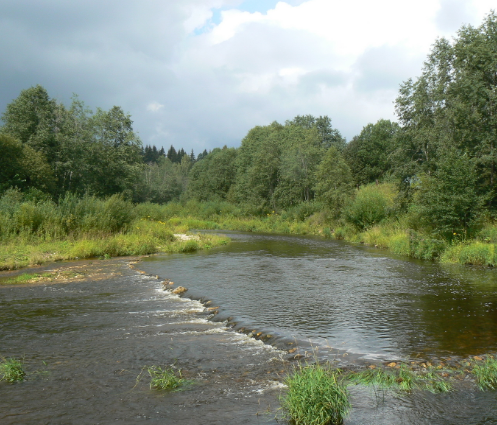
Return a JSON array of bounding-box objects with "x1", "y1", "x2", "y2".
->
[{"x1": 141, "y1": 232, "x2": 497, "y2": 360}]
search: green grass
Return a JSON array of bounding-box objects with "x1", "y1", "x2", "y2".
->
[
  {"x1": 472, "y1": 357, "x2": 497, "y2": 390},
  {"x1": 147, "y1": 366, "x2": 186, "y2": 391},
  {"x1": 348, "y1": 365, "x2": 452, "y2": 394},
  {"x1": 0, "y1": 357, "x2": 25, "y2": 383},
  {"x1": 280, "y1": 363, "x2": 350, "y2": 425},
  {"x1": 0, "y1": 219, "x2": 230, "y2": 271}
]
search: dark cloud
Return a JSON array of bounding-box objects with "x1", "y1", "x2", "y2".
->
[{"x1": 0, "y1": 0, "x2": 465, "y2": 154}]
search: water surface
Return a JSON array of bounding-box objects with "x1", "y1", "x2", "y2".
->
[{"x1": 141, "y1": 232, "x2": 497, "y2": 361}]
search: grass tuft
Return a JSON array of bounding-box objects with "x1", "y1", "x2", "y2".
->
[
  {"x1": 472, "y1": 357, "x2": 497, "y2": 390},
  {"x1": 0, "y1": 357, "x2": 26, "y2": 383},
  {"x1": 147, "y1": 366, "x2": 185, "y2": 391},
  {"x1": 281, "y1": 363, "x2": 350, "y2": 425},
  {"x1": 349, "y1": 364, "x2": 452, "y2": 394}
]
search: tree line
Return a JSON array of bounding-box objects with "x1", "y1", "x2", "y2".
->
[{"x1": 2, "y1": 12, "x2": 497, "y2": 240}]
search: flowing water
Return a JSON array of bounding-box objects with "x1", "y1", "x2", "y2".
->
[
  {"x1": 141, "y1": 232, "x2": 497, "y2": 361},
  {"x1": 2, "y1": 232, "x2": 497, "y2": 424},
  {"x1": 0, "y1": 259, "x2": 285, "y2": 425}
]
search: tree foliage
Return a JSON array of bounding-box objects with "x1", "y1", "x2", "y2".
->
[
  {"x1": 187, "y1": 147, "x2": 237, "y2": 201},
  {"x1": 1, "y1": 86, "x2": 142, "y2": 198},
  {"x1": 314, "y1": 146, "x2": 354, "y2": 216},
  {"x1": 395, "y1": 11, "x2": 497, "y2": 206},
  {"x1": 344, "y1": 119, "x2": 399, "y2": 185},
  {"x1": 411, "y1": 149, "x2": 485, "y2": 238}
]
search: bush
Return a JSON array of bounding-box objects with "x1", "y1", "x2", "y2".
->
[
  {"x1": 457, "y1": 242, "x2": 496, "y2": 266},
  {"x1": 408, "y1": 230, "x2": 447, "y2": 260},
  {"x1": 345, "y1": 183, "x2": 396, "y2": 230}
]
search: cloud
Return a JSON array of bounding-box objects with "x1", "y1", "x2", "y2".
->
[
  {"x1": 0, "y1": 0, "x2": 495, "y2": 154},
  {"x1": 147, "y1": 102, "x2": 165, "y2": 112}
]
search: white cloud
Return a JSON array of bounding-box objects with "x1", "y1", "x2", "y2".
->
[
  {"x1": 147, "y1": 101, "x2": 165, "y2": 112},
  {"x1": 0, "y1": 0, "x2": 495, "y2": 153}
]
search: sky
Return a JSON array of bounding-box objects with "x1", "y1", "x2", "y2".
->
[{"x1": 0, "y1": 0, "x2": 495, "y2": 155}]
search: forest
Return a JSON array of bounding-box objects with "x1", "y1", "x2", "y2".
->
[{"x1": 1, "y1": 12, "x2": 497, "y2": 268}]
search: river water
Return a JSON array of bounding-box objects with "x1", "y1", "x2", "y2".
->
[
  {"x1": 141, "y1": 232, "x2": 497, "y2": 361},
  {"x1": 2, "y1": 232, "x2": 497, "y2": 424}
]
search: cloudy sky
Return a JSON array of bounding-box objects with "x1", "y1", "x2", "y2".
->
[{"x1": 0, "y1": 0, "x2": 494, "y2": 154}]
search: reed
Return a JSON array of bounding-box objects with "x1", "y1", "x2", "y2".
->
[
  {"x1": 472, "y1": 357, "x2": 497, "y2": 390},
  {"x1": 349, "y1": 364, "x2": 452, "y2": 394}
]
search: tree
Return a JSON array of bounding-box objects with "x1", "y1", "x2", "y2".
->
[
  {"x1": 314, "y1": 146, "x2": 354, "y2": 216},
  {"x1": 83, "y1": 106, "x2": 143, "y2": 197},
  {"x1": 344, "y1": 119, "x2": 399, "y2": 185},
  {"x1": 232, "y1": 122, "x2": 284, "y2": 209},
  {"x1": 395, "y1": 12, "x2": 497, "y2": 207},
  {"x1": 135, "y1": 157, "x2": 183, "y2": 203},
  {"x1": 285, "y1": 115, "x2": 345, "y2": 149},
  {"x1": 0, "y1": 134, "x2": 55, "y2": 194},
  {"x1": 187, "y1": 147, "x2": 237, "y2": 201},
  {"x1": 1, "y1": 85, "x2": 59, "y2": 165},
  {"x1": 274, "y1": 125, "x2": 323, "y2": 207},
  {"x1": 411, "y1": 149, "x2": 485, "y2": 238}
]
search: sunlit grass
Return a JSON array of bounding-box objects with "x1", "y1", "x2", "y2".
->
[{"x1": 0, "y1": 218, "x2": 230, "y2": 271}]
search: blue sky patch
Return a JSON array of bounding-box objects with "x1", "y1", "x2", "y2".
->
[{"x1": 193, "y1": 1, "x2": 280, "y2": 35}]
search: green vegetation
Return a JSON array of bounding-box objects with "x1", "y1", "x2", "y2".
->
[
  {"x1": 2, "y1": 13, "x2": 497, "y2": 269},
  {"x1": 281, "y1": 363, "x2": 350, "y2": 425},
  {"x1": 349, "y1": 365, "x2": 452, "y2": 394},
  {"x1": 147, "y1": 366, "x2": 186, "y2": 391},
  {"x1": 472, "y1": 357, "x2": 497, "y2": 390},
  {"x1": 0, "y1": 357, "x2": 25, "y2": 383},
  {"x1": 0, "y1": 191, "x2": 229, "y2": 270},
  {"x1": 280, "y1": 356, "x2": 497, "y2": 425}
]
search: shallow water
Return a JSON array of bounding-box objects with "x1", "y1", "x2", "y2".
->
[
  {"x1": 0, "y1": 259, "x2": 285, "y2": 425},
  {"x1": 141, "y1": 232, "x2": 497, "y2": 361}
]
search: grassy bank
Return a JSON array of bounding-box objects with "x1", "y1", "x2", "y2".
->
[
  {"x1": 3, "y1": 191, "x2": 497, "y2": 270},
  {"x1": 139, "y1": 200, "x2": 497, "y2": 267},
  {"x1": 0, "y1": 193, "x2": 229, "y2": 271}
]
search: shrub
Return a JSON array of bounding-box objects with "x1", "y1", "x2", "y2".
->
[
  {"x1": 459, "y1": 242, "x2": 495, "y2": 266},
  {"x1": 345, "y1": 183, "x2": 396, "y2": 230}
]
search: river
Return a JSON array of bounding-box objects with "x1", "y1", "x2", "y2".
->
[{"x1": 1, "y1": 232, "x2": 497, "y2": 423}]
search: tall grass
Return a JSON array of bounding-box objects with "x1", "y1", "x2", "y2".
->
[
  {"x1": 0, "y1": 192, "x2": 230, "y2": 270},
  {"x1": 281, "y1": 363, "x2": 350, "y2": 425}
]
